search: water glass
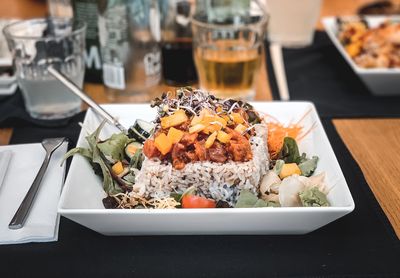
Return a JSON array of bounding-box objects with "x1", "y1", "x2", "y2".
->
[
  {"x1": 192, "y1": 0, "x2": 268, "y2": 100},
  {"x1": 3, "y1": 18, "x2": 86, "y2": 119}
]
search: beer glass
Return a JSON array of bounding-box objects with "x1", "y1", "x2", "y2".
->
[{"x1": 192, "y1": 0, "x2": 268, "y2": 100}]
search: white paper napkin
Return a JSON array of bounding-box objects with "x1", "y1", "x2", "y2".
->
[
  {"x1": 0, "y1": 150, "x2": 12, "y2": 189},
  {"x1": 0, "y1": 142, "x2": 67, "y2": 245}
]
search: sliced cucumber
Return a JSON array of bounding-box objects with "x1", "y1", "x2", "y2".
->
[
  {"x1": 125, "y1": 142, "x2": 142, "y2": 159},
  {"x1": 128, "y1": 119, "x2": 155, "y2": 143}
]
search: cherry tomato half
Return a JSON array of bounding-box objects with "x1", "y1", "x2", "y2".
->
[{"x1": 181, "y1": 195, "x2": 216, "y2": 208}]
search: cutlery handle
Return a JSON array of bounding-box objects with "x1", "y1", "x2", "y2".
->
[
  {"x1": 47, "y1": 66, "x2": 127, "y2": 133},
  {"x1": 270, "y1": 43, "x2": 290, "y2": 101},
  {"x1": 8, "y1": 153, "x2": 52, "y2": 229}
]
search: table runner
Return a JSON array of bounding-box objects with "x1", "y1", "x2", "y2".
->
[
  {"x1": 0, "y1": 91, "x2": 85, "y2": 128},
  {"x1": 0, "y1": 117, "x2": 398, "y2": 277},
  {"x1": 266, "y1": 32, "x2": 400, "y2": 118}
]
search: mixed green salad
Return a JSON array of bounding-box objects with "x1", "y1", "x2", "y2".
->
[
  {"x1": 64, "y1": 119, "x2": 153, "y2": 208},
  {"x1": 64, "y1": 89, "x2": 330, "y2": 209}
]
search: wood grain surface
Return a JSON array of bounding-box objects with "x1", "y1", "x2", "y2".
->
[
  {"x1": 0, "y1": 128, "x2": 12, "y2": 146},
  {"x1": 334, "y1": 119, "x2": 400, "y2": 238},
  {"x1": 0, "y1": 0, "x2": 47, "y2": 19}
]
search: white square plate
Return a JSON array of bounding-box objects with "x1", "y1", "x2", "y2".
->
[
  {"x1": 323, "y1": 16, "x2": 400, "y2": 96},
  {"x1": 58, "y1": 102, "x2": 354, "y2": 235}
]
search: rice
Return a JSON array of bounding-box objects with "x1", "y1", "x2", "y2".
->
[{"x1": 132, "y1": 125, "x2": 269, "y2": 206}]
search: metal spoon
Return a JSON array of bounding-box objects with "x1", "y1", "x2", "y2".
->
[
  {"x1": 9, "y1": 137, "x2": 66, "y2": 230},
  {"x1": 47, "y1": 66, "x2": 127, "y2": 133}
]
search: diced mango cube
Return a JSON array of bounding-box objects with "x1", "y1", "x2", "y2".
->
[
  {"x1": 346, "y1": 42, "x2": 361, "y2": 58},
  {"x1": 160, "y1": 109, "x2": 188, "y2": 129},
  {"x1": 167, "y1": 127, "x2": 184, "y2": 144},
  {"x1": 231, "y1": 112, "x2": 244, "y2": 124},
  {"x1": 189, "y1": 123, "x2": 206, "y2": 134},
  {"x1": 202, "y1": 115, "x2": 216, "y2": 125},
  {"x1": 205, "y1": 131, "x2": 218, "y2": 149},
  {"x1": 214, "y1": 116, "x2": 227, "y2": 127},
  {"x1": 279, "y1": 163, "x2": 302, "y2": 179},
  {"x1": 112, "y1": 161, "x2": 124, "y2": 175},
  {"x1": 234, "y1": 123, "x2": 247, "y2": 134},
  {"x1": 217, "y1": 130, "x2": 232, "y2": 143},
  {"x1": 203, "y1": 124, "x2": 222, "y2": 134},
  {"x1": 221, "y1": 115, "x2": 231, "y2": 123},
  {"x1": 154, "y1": 133, "x2": 173, "y2": 155},
  {"x1": 190, "y1": 114, "x2": 203, "y2": 126}
]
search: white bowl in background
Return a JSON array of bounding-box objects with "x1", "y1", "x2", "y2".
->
[
  {"x1": 323, "y1": 16, "x2": 400, "y2": 96},
  {"x1": 58, "y1": 103, "x2": 354, "y2": 236}
]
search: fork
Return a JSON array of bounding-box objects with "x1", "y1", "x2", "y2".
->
[{"x1": 9, "y1": 137, "x2": 66, "y2": 230}]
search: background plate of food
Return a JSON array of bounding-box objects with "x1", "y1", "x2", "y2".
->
[
  {"x1": 323, "y1": 16, "x2": 400, "y2": 96},
  {"x1": 58, "y1": 89, "x2": 354, "y2": 235}
]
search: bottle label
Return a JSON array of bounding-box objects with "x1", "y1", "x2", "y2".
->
[
  {"x1": 102, "y1": 63, "x2": 125, "y2": 90},
  {"x1": 144, "y1": 51, "x2": 161, "y2": 76}
]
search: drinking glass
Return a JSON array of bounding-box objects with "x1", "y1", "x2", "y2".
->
[
  {"x1": 3, "y1": 18, "x2": 86, "y2": 119},
  {"x1": 191, "y1": 0, "x2": 268, "y2": 100},
  {"x1": 266, "y1": 0, "x2": 322, "y2": 47}
]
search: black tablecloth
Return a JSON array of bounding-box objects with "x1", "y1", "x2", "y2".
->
[
  {"x1": 0, "y1": 32, "x2": 399, "y2": 277},
  {"x1": 0, "y1": 91, "x2": 84, "y2": 128},
  {"x1": 0, "y1": 117, "x2": 399, "y2": 278},
  {"x1": 266, "y1": 32, "x2": 400, "y2": 118}
]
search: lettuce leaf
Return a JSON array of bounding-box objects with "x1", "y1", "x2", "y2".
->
[
  {"x1": 235, "y1": 190, "x2": 279, "y2": 208},
  {"x1": 299, "y1": 187, "x2": 329, "y2": 207},
  {"x1": 298, "y1": 156, "x2": 319, "y2": 177},
  {"x1": 279, "y1": 137, "x2": 300, "y2": 163},
  {"x1": 63, "y1": 121, "x2": 123, "y2": 195},
  {"x1": 97, "y1": 132, "x2": 129, "y2": 161},
  {"x1": 92, "y1": 142, "x2": 123, "y2": 195},
  {"x1": 63, "y1": 147, "x2": 92, "y2": 162},
  {"x1": 129, "y1": 148, "x2": 144, "y2": 169}
]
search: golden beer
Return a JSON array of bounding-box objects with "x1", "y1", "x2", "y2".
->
[{"x1": 194, "y1": 40, "x2": 262, "y2": 99}]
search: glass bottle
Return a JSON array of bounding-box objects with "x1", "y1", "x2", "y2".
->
[
  {"x1": 160, "y1": 0, "x2": 197, "y2": 86},
  {"x1": 98, "y1": 0, "x2": 162, "y2": 102}
]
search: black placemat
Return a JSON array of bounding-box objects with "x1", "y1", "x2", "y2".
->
[
  {"x1": 0, "y1": 118, "x2": 399, "y2": 278},
  {"x1": 0, "y1": 90, "x2": 85, "y2": 128},
  {"x1": 7, "y1": 112, "x2": 85, "y2": 146},
  {"x1": 266, "y1": 32, "x2": 400, "y2": 118}
]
